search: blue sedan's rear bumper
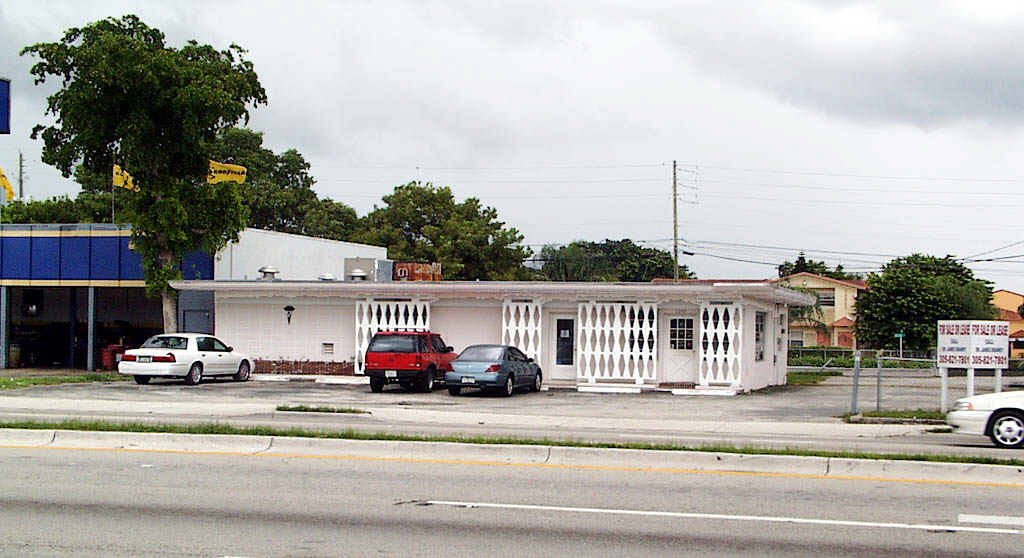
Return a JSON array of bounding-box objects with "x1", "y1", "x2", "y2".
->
[{"x1": 445, "y1": 372, "x2": 502, "y2": 387}]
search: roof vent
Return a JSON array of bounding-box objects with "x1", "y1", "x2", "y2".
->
[
  {"x1": 258, "y1": 265, "x2": 280, "y2": 281},
  {"x1": 318, "y1": 272, "x2": 336, "y2": 281},
  {"x1": 348, "y1": 268, "x2": 368, "y2": 281}
]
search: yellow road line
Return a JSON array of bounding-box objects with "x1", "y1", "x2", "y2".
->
[{"x1": 1, "y1": 443, "x2": 1021, "y2": 488}]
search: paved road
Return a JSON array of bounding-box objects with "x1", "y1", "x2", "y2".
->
[
  {"x1": 2, "y1": 441, "x2": 1023, "y2": 557},
  {"x1": 0, "y1": 374, "x2": 1018, "y2": 458}
]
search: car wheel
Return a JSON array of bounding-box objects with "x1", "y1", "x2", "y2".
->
[
  {"x1": 448, "y1": 386, "x2": 462, "y2": 396},
  {"x1": 420, "y1": 370, "x2": 435, "y2": 393},
  {"x1": 370, "y1": 377, "x2": 385, "y2": 393},
  {"x1": 184, "y1": 363, "x2": 202, "y2": 386},
  {"x1": 988, "y1": 410, "x2": 1024, "y2": 448},
  {"x1": 133, "y1": 375, "x2": 150, "y2": 385},
  {"x1": 531, "y1": 372, "x2": 542, "y2": 392},
  {"x1": 503, "y1": 375, "x2": 515, "y2": 397},
  {"x1": 233, "y1": 361, "x2": 251, "y2": 382}
]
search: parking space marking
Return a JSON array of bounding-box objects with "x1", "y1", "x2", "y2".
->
[
  {"x1": 421, "y1": 500, "x2": 1021, "y2": 534},
  {"x1": 959, "y1": 514, "x2": 1024, "y2": 527}
]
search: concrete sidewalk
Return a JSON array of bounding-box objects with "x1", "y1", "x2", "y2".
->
[{"x1": 2, "y1": 428, "x2": 1021, "y2": 485}]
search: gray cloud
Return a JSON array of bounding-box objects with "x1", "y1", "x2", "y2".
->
[{"x1": 640, "y1": 1, "x2": 1024, "y2": 127}]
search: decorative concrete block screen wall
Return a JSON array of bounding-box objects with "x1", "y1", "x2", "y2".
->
[
  {"x1": 354, "y1": 299, "x2": 431, "y2": 373},
  {"x1": 699, "y1": 303, "x2": 742, "y2": 387},
  {"x1": 577, "y1": 302, "x2": 658, "y2": 384},
  {"x1": 501, "y1": 300, "x2": 542, "y2": 364}
]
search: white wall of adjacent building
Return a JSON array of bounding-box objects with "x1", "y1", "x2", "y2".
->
[
  {"x1": 215, "y1": 297, "x2": 356, "y2": 363},
  {"x1": 213, "y1": 228, "x2": 388, "y2": 281}
]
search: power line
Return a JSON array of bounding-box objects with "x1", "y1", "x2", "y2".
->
[
  {"x1": 960, "y1": 240, "x2": 1024, "y2": 261},
  {"x1": 698, "y1": 178, "x2": 1024, "y2": 197},
  {"x1": 698, "y1": 192, "x2": 1024, "y2": 209},
  {"x1": 680, "y1": 162, "x2": 1024, "y2": 183}
]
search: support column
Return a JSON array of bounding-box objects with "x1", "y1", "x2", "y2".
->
[
  {"x1": 68, "y1": 288, "x2": 77, "y2": 368},
  {"x1": 86, "y1": 287, "x2": 95, "y2": 372},
  {"x1": 0, "y1": 286, "x2": 7, "y2": 369},
  {"x1": 995, "y1": 368, "x2": 1003, "y2": 393},
  {"x1": 966, "y1": 367, "x2": 975, "y2": 397}
]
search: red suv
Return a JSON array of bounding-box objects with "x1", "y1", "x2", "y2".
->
[{"x1": 364, "y1": 331, "x2": 458, "y2": 393}]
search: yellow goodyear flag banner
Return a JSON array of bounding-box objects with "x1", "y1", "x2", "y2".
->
[
  {"x1": 207, "y1": 160, "x2": 247, "y2": 184},
  {"x1": 112, "y1": 165, "x2": 139, "y2": 192},
  {"x1": 0, "y1": 165, "x2": 14, "y2": 202}
]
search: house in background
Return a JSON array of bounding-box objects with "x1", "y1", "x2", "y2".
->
[
  {"x1": 774, "y1": 272, "x2": 867, "y2": 348},
  {"x1": 992, "y1": 289, "x2": 1024, "y2": 358}
]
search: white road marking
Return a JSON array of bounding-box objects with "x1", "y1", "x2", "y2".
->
[
  {"x1": 423, "y1": 500, "x2": 1021, "y2": 535},
  {"x1": 959, "y1": 514, "x2": 1024, "y2": 527}
]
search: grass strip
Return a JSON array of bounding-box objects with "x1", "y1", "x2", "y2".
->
[
  {"x1": 276, "y1": 404, "x2": 368, "y2": 414},
  {"x1": 787, "y1": 370, "x2": 844, "y2": 386},
  {"x1": 0, "y1": 373, "x2": 127, "y2": 391},
  {"x1": 1, "y1": 418, "x2": 1022, "y2": 467},
  {"x1": 842, "y1": 409, "x2": 945, "y2": 421}
]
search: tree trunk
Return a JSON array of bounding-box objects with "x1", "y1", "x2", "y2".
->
[{"x1": 161, "y1": 288, "x2": 178, "y2": 333}]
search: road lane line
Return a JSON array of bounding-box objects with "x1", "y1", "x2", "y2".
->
[
  {"x1": 959, "y1": 514, "x2": 1024, "y2": 527},
  {"x1": 423, "y1": 500, "x2": 1021, "y2": 535},
  {"x1": 1, "y1": 443, "x2": 1023, "y2": 488}
]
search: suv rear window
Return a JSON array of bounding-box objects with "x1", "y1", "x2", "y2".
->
[{"x1": 367, "y1": 334, "x2": 418, "y2": 353}]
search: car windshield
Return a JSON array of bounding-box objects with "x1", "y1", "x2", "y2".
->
[
  {"x1": 367, "y1": 334, "x2": 417, "y2": 353},
  {"x1": 456, "y1": 346, "x2": 505, "y2": 361},
  {"x1": 141, "y1": 336, "x2": 189, "y2": 350}
]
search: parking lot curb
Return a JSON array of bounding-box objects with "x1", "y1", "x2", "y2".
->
[
  {"x1": 251, "y1": 374, "x2": 368, "y2": 384},
  {"x1": 3, "y1": 428, "x2": 1023, "y2": 484}
]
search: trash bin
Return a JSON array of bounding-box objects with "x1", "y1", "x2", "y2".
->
[{"x1": 101, "y1": 344, "x2": 127, "y2": 370}]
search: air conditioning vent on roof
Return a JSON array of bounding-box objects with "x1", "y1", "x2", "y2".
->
[{"x1": 258, "y1": 266, "x2": 279, "y2": 281}]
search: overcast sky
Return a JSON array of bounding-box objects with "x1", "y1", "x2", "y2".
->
[{"x1": 3, "y1": 1, "x2": 1024, "y2": 289}]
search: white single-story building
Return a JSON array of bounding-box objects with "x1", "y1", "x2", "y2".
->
[{"x1": 170, "y1": 278, "x2": 814, "y2": 394}]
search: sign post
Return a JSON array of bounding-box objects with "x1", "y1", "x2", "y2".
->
[
  {"x1": 937, "y1": 320, "x2": 1009, "y2": 407},
  {"x1": 894, "y1": 332, "x2": 905, "y2": 359}
]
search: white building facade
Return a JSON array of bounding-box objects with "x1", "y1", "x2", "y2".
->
[{"x1": 170, "y1": 280, "x2": 814, "y2": 394}]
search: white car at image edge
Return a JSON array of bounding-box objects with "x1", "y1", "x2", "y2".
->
[
  {"x1": 946, "y1": 390, "x2": 1024, "y2": 448},
  {"x1": 117, "y1": 333, "x2": 254, "y2": 385}
]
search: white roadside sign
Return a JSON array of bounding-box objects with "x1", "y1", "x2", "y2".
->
[
  {"x1": 937, "y1": 320, "x2": 1009, "y2": 407},
  {"x1": 937, "y1": 320, "x2": 1009, "y2": 368}
]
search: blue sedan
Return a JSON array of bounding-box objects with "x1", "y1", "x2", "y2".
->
[{"x1": 445, "y1": 344, "x2": 542, "y2": 396}]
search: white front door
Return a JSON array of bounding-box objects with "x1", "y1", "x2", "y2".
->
[
  {"x1": 547, "y1": 314, "x2": 577, "y2": 382},
  {"x1": 659, "y1": 314, "x2": 697, "y2": 384}
]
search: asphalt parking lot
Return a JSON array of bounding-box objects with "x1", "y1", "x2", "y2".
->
[{"x1": 0, "y1": 369, "x2": 1009, "y2": 423}]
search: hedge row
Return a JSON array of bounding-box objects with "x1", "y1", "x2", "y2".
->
[{"x1": 789, "y1": 355, "x2": 933, "y2": 369}]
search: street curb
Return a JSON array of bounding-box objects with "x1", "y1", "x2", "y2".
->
[
  {"x1": 2, "y1": 428, "x2": 1023, "y2": 484},
  {"x1": 251, "y1": 374, "x2": 369, "y2": 384}
]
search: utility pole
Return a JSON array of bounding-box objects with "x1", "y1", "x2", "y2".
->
[
  {"x1": 17, "y1": 151, "x2": 23, "y2": 198},
  {"x1": 672, "y1": 159, "x2": 679, "y2": 281}
]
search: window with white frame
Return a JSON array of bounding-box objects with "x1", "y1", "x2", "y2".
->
[
  {"x1": 755, "y1": 311, "x2": 766, "y2": 361},
  {"x1": 669, "y1": 318, "x2": 694, "y2": 350}
]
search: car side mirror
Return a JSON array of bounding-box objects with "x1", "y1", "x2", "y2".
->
[
  {"x1": 227, "y1": 346, "x2": 234, "y2": 352},
  {"x1": 445, "y1": 346, "x2": 454, "y2": 353},
  {"x1": 527, "y1": 357, "x2": 534, "y2": 363}
]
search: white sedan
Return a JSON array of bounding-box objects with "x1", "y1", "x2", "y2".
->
[
  {"x1": 117, "y1": 333, "x2": 254, "y2": 385},
  {"x1": 947, "y1": 390, "x2": 1024, "y2": 448}
]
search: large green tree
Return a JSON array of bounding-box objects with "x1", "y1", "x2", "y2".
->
[
  {"x1": 854, "y1": 254, "x2": 996, "y2": 350},
  {"x1": 353, "y1": 182, "x2": 532, "y2": 280},
  {"x1": 540, "y1": 239, "x2": 694, "y2": 282},
  {"x1": 22, "y1": 15, "x2": 266, "y2": 331},
  {"x1": 778, "y1": 252, "x2": 859, "y2": 280}
]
